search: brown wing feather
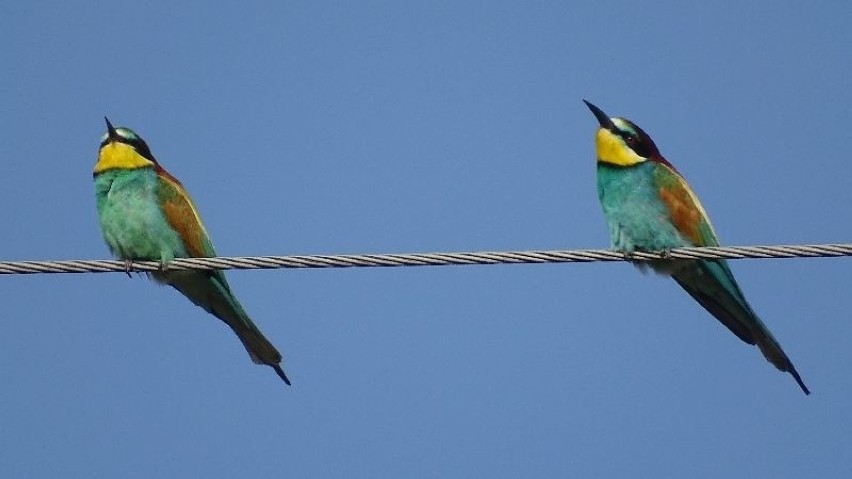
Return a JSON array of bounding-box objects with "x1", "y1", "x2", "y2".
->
[
  {"x1": 156, "y1": 165, "x2": 216, "y2": 258},
  {"x1": 654, "y1": 163, "x2": 719, "y2": 247}
]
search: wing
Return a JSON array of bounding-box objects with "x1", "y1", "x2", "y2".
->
[
  {"x1": 672, "y1": 260, "x2": 756, "y2": 345},
  {"x1": 652, "y1": 164, "x2": 809, "y2": 394},
  {"x1": 155, "y1": 165, "x2": 217, "y2": 259},
  {"x1": 652, "y1": 163, "x2": 754, "y2": 334},
  {"x1": 653, "y1": 163, "x2": 719, "y2": 248},
  {"x1": 154, "y1": 166, "x2": 290, "y2": 382}
]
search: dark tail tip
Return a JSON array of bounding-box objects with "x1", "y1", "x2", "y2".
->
[
  {"x1": 789, "y1": 367, "x2": 810, "y2": 395},
  {"x1": 272, "y1": 364, "x2": 292, "y2": 386}
]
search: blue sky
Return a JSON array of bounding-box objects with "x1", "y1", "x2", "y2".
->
[{"x1": 2, "y1": 1, "x2": 851, "y2": 477}]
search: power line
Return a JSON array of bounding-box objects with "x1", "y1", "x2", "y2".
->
[{"x1": 1, "y1": 243, "x2": 850, "y2": 275}]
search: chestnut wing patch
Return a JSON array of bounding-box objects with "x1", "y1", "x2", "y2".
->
[
  {"x1": 654, "y1": 164, "x2": 720, "y2": 247},
  {"x1": 156, "y1": 167, "x2": 216, "y2": 259}
]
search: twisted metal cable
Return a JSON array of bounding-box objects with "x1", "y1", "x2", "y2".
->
[{"x1": 1, "y1": 243, "x2": 850, "y2": 275}]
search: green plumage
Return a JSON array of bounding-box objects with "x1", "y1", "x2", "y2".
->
[
  {"x1": 598, "y1": 162, "x2": 687, "y2": 253},
  {"x1": 95, "y1": 122, "x2": 290, "y2": 386},
  {"x1": 587, "y1": 101, "x2": 808, "y2": 394},
  {"x1": 96, "y1": 169, "x2": 187, "y2": 262}
]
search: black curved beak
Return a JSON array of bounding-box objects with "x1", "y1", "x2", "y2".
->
[
  {"x1": 104, "y1": 117, "x2": 118, "y2": 141},
  {"x1": 583, "y1": 100, "x2": 616, "y2": 131}
]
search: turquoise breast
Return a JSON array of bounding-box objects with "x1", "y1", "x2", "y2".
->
[
  {"x1": 597, "y1": 162, "x2": 690, "y2": 252},
  {"x1": 95, "y1": 168, "x2": 188, "y2": 262}
]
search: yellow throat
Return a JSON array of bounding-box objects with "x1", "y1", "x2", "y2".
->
[
  {"x1": 594, "y1": 128, "x2": 647, "y2": 167},
  {"x1": 94, "y1": 141, "x2": 155, "y2": 174}
]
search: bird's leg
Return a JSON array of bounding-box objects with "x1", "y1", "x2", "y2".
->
[
  {"x1": 124, "y1": 259, "x2": 133, "y2": 278},
  {"x1": 158, "y1": 251, "x2": 174, "y2": 274},
  {"x1": 659, "y1": 249, "x2": 672, "y2": 260},
  {"x1": 156, "y1": 258, "x2": 173, "y2": 277}
]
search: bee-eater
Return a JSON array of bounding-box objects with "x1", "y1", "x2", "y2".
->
[
  {"x1": 94, "y1": 118, "x2": 291, "y2": 386},
  {"x1": 583, "y1": 100, "x2": 808, "y2": 394}
]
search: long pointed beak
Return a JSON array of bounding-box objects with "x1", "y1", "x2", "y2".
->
[
  {"x1": 104, "y1": 116, "x2": 118, "y2": 141},
  {"x1": 583, "y1": 100, "x2": 617, "y2": 131}
]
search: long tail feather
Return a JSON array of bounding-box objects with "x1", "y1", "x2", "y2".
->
[
  {"x1": 154, "y1": 270, "x2": 291, "y2": 386},
  {"x1": 272, "y1": 364, "x2": 292, "y2": 386},
  {"x1": 672, "y1": 259, "x2": 809, "y2": 394}
]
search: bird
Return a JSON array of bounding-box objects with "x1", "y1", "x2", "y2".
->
[
  {"x1": 94, "y1": 117, "x2": 291, "y2": 386},
  {"x1": 583, "y1": 100, "x2": 809, "y2": 394}
]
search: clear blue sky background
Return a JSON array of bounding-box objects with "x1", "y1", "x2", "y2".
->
[{"x1": 2, "y1": 2, "x2": 851, "y2": 477}]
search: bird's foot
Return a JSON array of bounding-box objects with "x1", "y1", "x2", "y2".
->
[
  {"x1": 659, "y1": 249, "x2": 672, "y2": 260},
  {"x1": 158, "y1": 260, "x2": 170, "y2": 273},
  {"x1": 123, "y1": 259, "x2": 133, "y2": 278}
]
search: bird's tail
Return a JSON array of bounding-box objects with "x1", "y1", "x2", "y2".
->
[
  {"x1": 753, "y1": 334, "x2": 808, "y2": 395},
  {"x1": 157, "y1": 270, "x2": 291, "y2": 385},
  {"x1": 672, "y1": 259, "x2": 809, "y2": 395}
]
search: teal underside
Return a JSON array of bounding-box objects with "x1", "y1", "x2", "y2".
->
[
  {"x1": 596, "y1": 160, "x2": 808, "y2": 395},
  {"x1": 94, "y1": 167, "x2": 285, "y2": 372},
  {"x1": 596, "y1": 162, "x2": 747, "y2": 301},
  {"x1": 95, "y1": 168, "x2": 188, "y2": 262},
  {"x1": 595, "y1": 162, "x2": 785, "y2": 359},
  {"x1": 597, "y1": 162, "x2": 690, "y2": 253}
]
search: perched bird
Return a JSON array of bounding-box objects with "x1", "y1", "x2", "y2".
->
[
  {"x1": 94, "y1": 118, "x2": 290, "y2": 386},
  {"x1": 583, "y1": 100, "x2": 808, "y2": 394}
]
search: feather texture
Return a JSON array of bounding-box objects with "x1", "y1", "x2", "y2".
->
[
  {"x1": 589, "y1": 103, "x2": 809, "y2": 394},
  {"x1": 95, "y1": 124, "x2": 290, "y2": 386}
]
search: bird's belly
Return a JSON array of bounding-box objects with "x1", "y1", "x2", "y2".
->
[
  {"x1": 606, "y1": 208, "x2": 686, "y2": 252},
  {"x1": 598, "y1": 165, "x2": 693, "y2": 274},
  {"x1": 98, "y1": 189, "x2": 187, "y2": 261},
  {"x1": 604, "y1": 212, "x2": 697, "y2": 275},
  {"x1": 599, "y1": 175, "x2": 688, "y2": 252}
]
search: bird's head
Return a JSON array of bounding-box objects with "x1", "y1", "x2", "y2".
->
[
  {"x1": 94, "y1": 117, "x2": 158, "y2": 175},
  {"x1": 583, "y1": 100, "x2": 671, "y2": 168}
]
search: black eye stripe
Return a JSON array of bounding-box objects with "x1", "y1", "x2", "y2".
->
[
  {"x1": 101, "y1": 134, "x2": 156, "y2": 162},
  {"x1": 609, "y1": 118, "x2": 661, "y2": 159},
  {"x1": 615, "y1": 128, "x2": 651, "y2": 157},
  {"x1": 614, "y1": 129, "x2": 634, "y2": 141},
  {"x1": 107, "y1": 136, "x2": 138, "y2": 148}
]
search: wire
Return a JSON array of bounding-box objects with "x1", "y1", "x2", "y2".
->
[{"x1": 1, "y1": 243, "x2": 850, "y2": 275}]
